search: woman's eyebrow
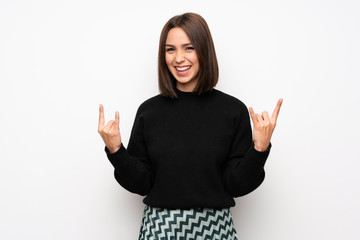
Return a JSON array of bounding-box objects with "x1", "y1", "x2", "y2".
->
[{"x1": 165, "y1": 43, "x2": 193, "y2": 47}]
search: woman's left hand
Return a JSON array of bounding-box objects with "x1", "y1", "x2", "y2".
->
[{"x1": 249, "y1": 99, "x2": 283, "y2": 152}]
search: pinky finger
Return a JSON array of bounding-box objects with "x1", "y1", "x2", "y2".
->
[{"x1": 249, "y1": 107, "x2": 258, "y2": 124}]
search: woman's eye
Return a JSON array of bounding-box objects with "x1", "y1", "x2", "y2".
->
[
  {"x1": 186, "y1": 47, "x2": 194, "y2": 51},
  {"x1": 166, "y1": 48, "x2": 175, "y2": 52}
]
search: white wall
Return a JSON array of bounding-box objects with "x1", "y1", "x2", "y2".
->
[{"x1": 1, "y1": 0, "x2": 359, "y2": 239}]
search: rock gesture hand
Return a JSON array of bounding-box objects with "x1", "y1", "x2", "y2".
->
[
  {"x1": 98, "y1": 104, "x2": 122, "y2": 154},
  {"x1": 249, "y1": 99, "x2": 283, "y2": 152}
]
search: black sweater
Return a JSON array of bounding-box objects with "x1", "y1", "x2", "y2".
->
[{"x1": 105, "y1": 87, "x2": 271, "y2": 209}]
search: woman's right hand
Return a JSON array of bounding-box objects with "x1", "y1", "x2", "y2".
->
[{"x1": 98, "y1": 104, "x2": 122, "y2": 154}]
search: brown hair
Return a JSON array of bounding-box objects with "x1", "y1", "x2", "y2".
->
[{"x1": 158, "y1": 12, "x2": 219, "y2": 98}]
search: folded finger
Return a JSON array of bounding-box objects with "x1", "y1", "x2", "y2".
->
[
  {"x1": 262, "y1": 111, "x2": 270, "y2": 122},
  {"x1": 103, "y1": 120, "x2": 114, "y2": 132},
  {"x1": 256, "y1": 113, "x2": 263, "y2": 123}
]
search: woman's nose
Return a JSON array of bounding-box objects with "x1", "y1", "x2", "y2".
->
[{"x1": 175, "y1": 51, "x2": 185, "y2": 63}]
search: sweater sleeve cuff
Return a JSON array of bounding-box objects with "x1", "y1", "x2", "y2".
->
[
  {"x1": 104, "y1": 143, "x2": 127, "y2": 168},
  {"x1": 247, "y1": 142, "x2": 271, "y2": 165}
]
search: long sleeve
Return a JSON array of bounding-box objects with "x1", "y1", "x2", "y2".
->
[
  {"x1": 223, "y1": 103, "x2": 271, "y2": 197},
  {"x1": 105, "y1": 105, "x2": 153, "y2": 196}
]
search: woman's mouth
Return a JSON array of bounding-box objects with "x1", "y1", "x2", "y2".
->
[{"x1": 174, "y1": 65, "x2": 191, "y2": 75}]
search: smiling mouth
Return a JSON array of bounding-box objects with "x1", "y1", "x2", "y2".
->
[{"x1": 174, "y1": 65, "x2": 191, "y2": 72}]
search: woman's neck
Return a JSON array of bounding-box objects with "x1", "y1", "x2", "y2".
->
[{"x1": 176, "y1": 81, "x2": 197, "y2": 92}]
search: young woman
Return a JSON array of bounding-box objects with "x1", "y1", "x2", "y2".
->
[{"x1": 98, "y1": 12, "x2": 282, "y2": 240}]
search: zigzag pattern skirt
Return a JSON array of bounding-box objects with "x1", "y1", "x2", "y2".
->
[{"x1": 138, "y1": 205, "x2": 238, "y2": 240}]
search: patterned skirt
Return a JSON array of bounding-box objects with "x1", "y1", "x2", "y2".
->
[{"x1": 138, "y1": 205, "x2": 238, "y2": 240}]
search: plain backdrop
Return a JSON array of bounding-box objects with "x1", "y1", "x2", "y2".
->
[{"x1": 1, "y1": 0, "x2": 359, "y2": 239}]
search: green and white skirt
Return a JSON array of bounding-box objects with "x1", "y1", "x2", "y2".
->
[{"x1": 138, "y1": 205, "x2": 238, "y2": 240}]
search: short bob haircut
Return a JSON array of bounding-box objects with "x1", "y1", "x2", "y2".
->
[{"x1": 158, "y1": 13, "x2": 219, "y2": 98}]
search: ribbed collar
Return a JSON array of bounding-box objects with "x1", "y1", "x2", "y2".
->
[{"x1": 174, "y1": 87, "x2": 214, "y2": 99}]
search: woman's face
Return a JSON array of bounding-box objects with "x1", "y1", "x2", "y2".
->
[{"x1": 165, "y1": 27, "x2": 199, "y2": 92}]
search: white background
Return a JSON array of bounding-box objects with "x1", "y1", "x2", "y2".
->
[{"x1": 1, "y1": 0, "x2": 359, "y2": 239}]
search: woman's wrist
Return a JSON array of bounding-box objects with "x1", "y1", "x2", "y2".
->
[{"x1": 254, "y1": 142, "x2": 270, "y2": 152}]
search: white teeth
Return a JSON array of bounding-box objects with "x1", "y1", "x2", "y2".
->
[{"x1": 175, "y1": 66, "x2": 191, "y2": 71}]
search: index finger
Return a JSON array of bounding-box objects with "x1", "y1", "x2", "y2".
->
[
  {"x1": 271, "y1": 98, "x2": 283, "y2": 122},
  {"x1": 98, "y1": 104, "x2": 105, "y2": 129},
  {"x1": 115, "y1": 111, "x2": 119, "y2": 124}
]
